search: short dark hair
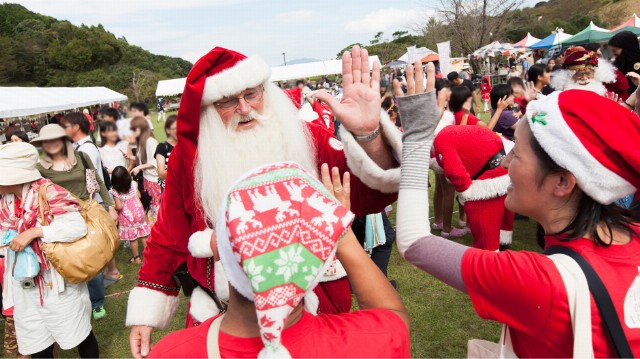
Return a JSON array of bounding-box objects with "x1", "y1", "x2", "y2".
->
[
  {"x1": 295, "y1": 80, "x2": 305, "y2": 86},
  {"x1": 490, "y1": 84, "x2": 514, "y2": 109},
  {"x1": 435, "y1": 78, "x2": 451, "y2": 95},
  {"x1": 110, "y1": 166, "x2": 132, "y2": 195},
  {"x1": 102, "y1": 107, "x2": 120, "y2": 121},
  {"x1": 529, "y1": 129, "x2": 640, "y2": 247},
  {"x1": 447, "y1": 71, "x2": 460, "y2": 82},
  {"x1": 449, "y1": 85, "x2": 472, "y2": 112},
  {"x1": 507, "y1": 76, "x2": 524, "y2": 89},
  {"x1": 130, "y1": 102, "x2": 149, "y2": 116},
  {"x1": 9, "y1": 130, "x2": 29, "y2": 143},
  {"x1": 164, "y1": 115, "x2": 177, "y2": 135},
  {"x1": 584, "y1": 43, "x2": 600, "y2": 52},
  {"x1": 61, "y1": 112, "x2": 90, "y2": 135},
  {"x1": 527, "y1": 64, "x2": 548, "y2": 84}
]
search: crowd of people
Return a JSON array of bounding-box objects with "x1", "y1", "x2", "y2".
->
[{"x1": 0, "y1": 31, "x2": 638, "y2": 358}]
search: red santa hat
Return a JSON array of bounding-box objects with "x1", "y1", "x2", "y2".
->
[
  {"x1": 526, "y1": 89, "x2": 640, "y2": 204},
  {"x1": 216, "y1": 161, "x2": 354, "y2": 358},
  {"x1": 561, "y1": 47, "x2": 599, "y2": 70},
  {"x1": 434, "y1": 126, "x2": 510, "y2": 204}
]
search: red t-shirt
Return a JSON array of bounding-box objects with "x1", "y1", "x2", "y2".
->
[
  {"x1": 461, "y1": 234, "x2": 640, "y2": 358},
  {"x1": 453, "y1": 111, "x2": 479, "y2": 126},
  {"x1": 150, "y1": 309, "x2": 410, "y2": 358}
]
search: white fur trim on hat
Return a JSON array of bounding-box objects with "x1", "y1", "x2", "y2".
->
[
  {"x1": 339, "y1": 110, "x2": 402, "y2": 193},
  {"x1": 214, "y1": 260, "x2": 230, "y2": 301},
  {"x1": 189, "y1": 287, "x2": 220, "y2": 323},
  {"x1": 303, "y1": 292, "x2": 319, "y2": 315},
  {"x1": 526, "y1": 91, "x2": 634, "y2": 204},
  {"x1": 201, "y1": 56, "x2": 272, "y2": 106},
  {"x1": 500, "y1": 230, "x2": 513, "y2": 245},
  {"x1": 187, "y1": 229, "x2": 214, "y2": 258},
  {"x1": 458, "y1": 174, "x2": 510, "y2": 205},
  {"x1": 126, "y1": 287, "x2": 180, "y2": 329}
]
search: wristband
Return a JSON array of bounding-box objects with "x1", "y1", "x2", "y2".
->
[{"x1": 352, "y1": 124, "x2": 381, "y2": 143}]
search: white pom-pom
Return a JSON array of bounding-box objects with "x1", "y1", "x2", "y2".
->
[{"x1": 187, "y1": 229, "x2": 214, "y2": 258}]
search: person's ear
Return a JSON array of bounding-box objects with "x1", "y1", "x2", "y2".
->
[{"x1": 552, "y1": 172, "x2": 577, "y2": 199}]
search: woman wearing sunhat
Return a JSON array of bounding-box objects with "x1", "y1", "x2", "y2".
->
[
  {"x1": 0, "y1": 142, "x2": 99, "y2": 357},
  {"x1": 396, "y1": 62, "x2": 640, "y2": 357}
]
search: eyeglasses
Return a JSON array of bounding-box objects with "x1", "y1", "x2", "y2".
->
[
  {"x1": 214, "y1": 86, "x2": 264, "y2": 111},
  {"x1": 573, "y1": 69, "x2": 595, "y2": 79}
]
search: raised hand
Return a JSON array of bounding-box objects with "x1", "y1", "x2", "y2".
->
[
  {"x1": 314, "y1": 45, "x2": 381, "y2": 135},
  {"x1": 523, "y1": 81, "x2": 538, "y2": 102},
  {"x1": 321, "y1": 163, "x2": 351, "y2": 211},
  {"x1": 393, "y1": 61, "x2": 435, "y2": 97}
]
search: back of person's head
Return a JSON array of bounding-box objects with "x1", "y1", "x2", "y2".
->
[
  {"x1": 99, "y1": 121, "x2": 119, "y2": 147},
  {"x1": 490, "y1": 84, "x2": 514, "y2": 109},
  {"x1": 9, "y1": 130, "x2": 30, "y2": 143},
  {"x1": 130, "y1": 102, "x2": 149, "y2": 116},
  {"x1": 435, "y1": 78, "x2": 451, "y2": 95},
  {"x1": 164, "y1": 115, "x2": 177, "y2": 135},
  {"x1": 527, "y1": 64, "x2": 548, "y2": 84},
  {"x1": 111, "y1": 166, "x2": 132, "y2": 195},
  {"x1": 507, "y1": 76, "x2": 524, "y2": 90},
  {"x1": 102, "y1": 107, "x2": 120, "y2": 121},
  {"x1": 61, "y1": 112, "x2": 90, "y2": 135},
  {"x1": 449, "y1": 85, "x2": 471, "y2": 112},
  {"x1": 447, "y1": 71, "x2": 460, "y2": 82},
  {"x1": 295, "y1": 80, "x2": 304, "y2": 87},
  {"x1": 584, "y1": 43, "x2": 600, "y2": 53}
]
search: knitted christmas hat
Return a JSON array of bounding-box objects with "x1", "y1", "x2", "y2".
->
[
  {"x1": 562, "y1": 46, "x2": 599, "y2": 70},
  {"x1": 434, "y1": 125, "x2": 507, "y2": 193},
  {"x1": 526, "y1": 89, "x2": 640, "y2": 204},
  {"x1": 216, "y1": 162, "x2": 354, "y2": 358}
]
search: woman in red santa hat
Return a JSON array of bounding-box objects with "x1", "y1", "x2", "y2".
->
[
  {"x1": 396, "y1": 61, "x2": 640, "y2": 357},
  {"x1": 126, "y1": 45, "x2": 403, "y2": 358}
]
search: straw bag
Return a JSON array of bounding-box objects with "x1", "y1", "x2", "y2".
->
[
  {"x1": 467, "y1": 253, "x2": 594, "y2": 359},
  {"x1": 38, "y1": 183, "x2": 120, "y2": 283}
]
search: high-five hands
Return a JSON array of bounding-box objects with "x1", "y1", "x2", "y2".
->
[{"x1": 314, "y1": 45, "x2": 381, "y2": 135}]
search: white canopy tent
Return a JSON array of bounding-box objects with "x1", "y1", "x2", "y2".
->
[
  {"x1": 154, "y1": 56, "x2": 381, "y2": 97},
  {"x1": 155, "y1": 77, "x2": 187, "y2": 97},
  {"x1": 397, "y1": 47, "x2": 436, "y2": 63},
  {"x1": 0, "y1": 86, "x2": 127, "y2": 118}
]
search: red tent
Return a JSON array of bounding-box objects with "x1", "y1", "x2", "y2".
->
[
  {"x1": 420, "y1": 53, "x2": 440, "y2": 63},
  {"x1": 611, "y1": 14, "x2": 640, "y2": 32},
  {"x1": 514, "y1": 32, "x2": 541, "y2": 48}
]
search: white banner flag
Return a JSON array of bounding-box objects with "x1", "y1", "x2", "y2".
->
[{"x1": 437, "y1": 41, "x2": 452, "y2": 77}]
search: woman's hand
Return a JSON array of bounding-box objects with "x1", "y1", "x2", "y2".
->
[
  {"x1": 393, "y1": 61, "x2": 435, "y2": 97},
  {"x1": 320, "y1": 163, "x2": 351, "y2": 211},
  {"x1": 523, "y1": 81, "x2": 538, "y2": 102},
  {"x1": 497, "y1": 95, "x2": 514, "y2": 111},
  {"x1": 131, "y1": 166, "x2": 141, "y2": 176},
  {"x1": 9, "y1": 229, "x2": 39, "y2": 252},
  {"x1": 627, "y1": 72, "x2": 640, "y2": 86},
  {"x1": 108, "y1": 206, "x2": 119, "y2": 223},
  {"x1": 314, "y1": 45, "x2": 381, "y2": 136},
  {"x1": 604, "y1": 92, "x2": 620, "y2": 103}
]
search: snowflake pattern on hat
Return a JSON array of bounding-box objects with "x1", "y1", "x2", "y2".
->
[{"x1": 217, "y1": 162, "x2": 354, "y2": 357}]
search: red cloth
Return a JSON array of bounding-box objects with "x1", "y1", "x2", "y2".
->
[
  {"x1": 137, "y1": 122, "x2": 397, "y2": 313},
  {"x1": 480, "y1": 76, "x2": 492, "y2": 101},
  {"x1": 453, "y1": 111, "x2": 479, "y2": 126},
  {"x1": 605, "y1": 69, "x2": 630, "y2": 102},
  {"x1": 84, "y1": 113, "x2": 94, "y2": 132},
  {"x1": 463, "y1": 196, "x2": 513, "y2": 250},
  {"x1": 514, "y1": 96, "x2": 528, "y2": 114},
  {"x1": 149, "y1": 309, "x2": 410, "y2": 358},
  {"x1": 461, "y1": 234, "x2": 640, "y2": 357},
  {"x1": 311, "y1": 101, "x2": 335, "y2": 134}
]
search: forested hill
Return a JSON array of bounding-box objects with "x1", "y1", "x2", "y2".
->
[{"x1": 0, "y1": 3, "x2": 192, "y2": 102}]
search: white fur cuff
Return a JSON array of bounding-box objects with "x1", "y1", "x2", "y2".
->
[
  {"x1": 126, "y1": 287, "x2": 180, "y2": 329},
  {"x1": 458, "y1": 175, "x2": 510, "y2": 205},
  {"x1": 189, "y1": 287, "x2": 220, "y2": 323},
  {"x1": 214, "y1": 260, "x2": 230, "y2": 301},
  {"x1": 188, "y1": 229, "x2": 214, "y2": 258},
  {"x1": 500, "y1": 230, "x2": 513, "y2": 245},
  {"x1": 339, "y1": 110, "x2": 402, "y2": 193}
]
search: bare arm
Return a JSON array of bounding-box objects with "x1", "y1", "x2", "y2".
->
[
  {"x1": 486, "y1": 96, "x2": 513, "y2": 130},
  {"x1": 156, "y1": 155, "x2": 167, "y2": 180},
  {"x1": 114, "y1": 197, "x2": 123, "y2": 211}
]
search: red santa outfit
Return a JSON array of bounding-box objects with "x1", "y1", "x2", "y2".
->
[
  {"x1": 126, "y1": 47, "x2": 401, "y2": 328},
  {"x1": 434, "y1": 126, "x2": 514, "y2": 250}
]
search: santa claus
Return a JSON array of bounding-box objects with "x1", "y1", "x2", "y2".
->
[
  {"x1": 550, "y1": 46, "x2": 616, "y2": 95},
  {"x1": 126, "y1": 46, "x2": 401, "y2": 358}
]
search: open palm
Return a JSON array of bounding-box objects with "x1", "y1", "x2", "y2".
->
[{"x1": 315, "y1": 45, "x2": 381, "y2": 135}]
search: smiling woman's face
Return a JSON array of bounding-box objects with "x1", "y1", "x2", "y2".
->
[{"x1": 41, "y1": 139, "x2": 65, "y2": 156}]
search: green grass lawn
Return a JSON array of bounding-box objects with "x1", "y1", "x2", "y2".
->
[{"x1": 1, "y1": 110, "x2": 541, "y2": 357}]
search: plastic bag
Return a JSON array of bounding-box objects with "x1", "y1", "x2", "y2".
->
[{"x1": 2, "y1": 230, "x2": 40, "y2": 281}]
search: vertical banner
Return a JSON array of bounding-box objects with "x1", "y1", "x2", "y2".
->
[
  {"x1": 407, "y1": 46, "x2": 417, "y2": 64},
  {"x1": 437, "y1": 41, "x2": 452, "y2": 76}
]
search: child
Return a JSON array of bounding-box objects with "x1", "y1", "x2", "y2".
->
[
  {"x1": 479, "y1": 75, "x2": 492, "y2": 112},
  {"x1": 109, "y1": 166, "x2": 150, "y2": 264},
  {"x1": 99, "y1": 122, "x2": 133, "y2": 176}
]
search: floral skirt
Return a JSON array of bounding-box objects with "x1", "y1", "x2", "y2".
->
[{"x1": 143, "y1": 178, "x2": 162, "y2": 225}]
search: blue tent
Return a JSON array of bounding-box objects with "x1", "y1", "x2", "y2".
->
[{"x1": 530, "y1": 32, "x2": 574, "y2": 49}]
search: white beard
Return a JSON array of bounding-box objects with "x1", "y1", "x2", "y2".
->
[{"x1": 195, "y1": 83, "x2": 317, "y2": 223}]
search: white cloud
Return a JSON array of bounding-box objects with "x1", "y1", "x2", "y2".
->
[{"x1": 344, "y1": 8, "x2": 433, "y2": 34}]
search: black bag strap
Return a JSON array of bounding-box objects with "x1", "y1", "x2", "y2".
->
[
  {"x1": 77, "y1": 151, "x2": 91, "y2": 170},
  {"x1": 545, "y1": 246, "x2": 634, "y2": 358}
]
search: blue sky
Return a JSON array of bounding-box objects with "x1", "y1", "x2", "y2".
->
[{"x1": 12, "y1": 0, "x2": 537, "y2": 66}]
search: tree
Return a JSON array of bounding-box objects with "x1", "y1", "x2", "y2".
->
[
  {"x1": 419, "y1": 0, "x2": 524, "y2": 55},
  {"x1": 392, "y1": 31, "x2": 410, "y2": 40},
  {"x1": 370, "y1": 32, "x2": 385, "y2": 45}
]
